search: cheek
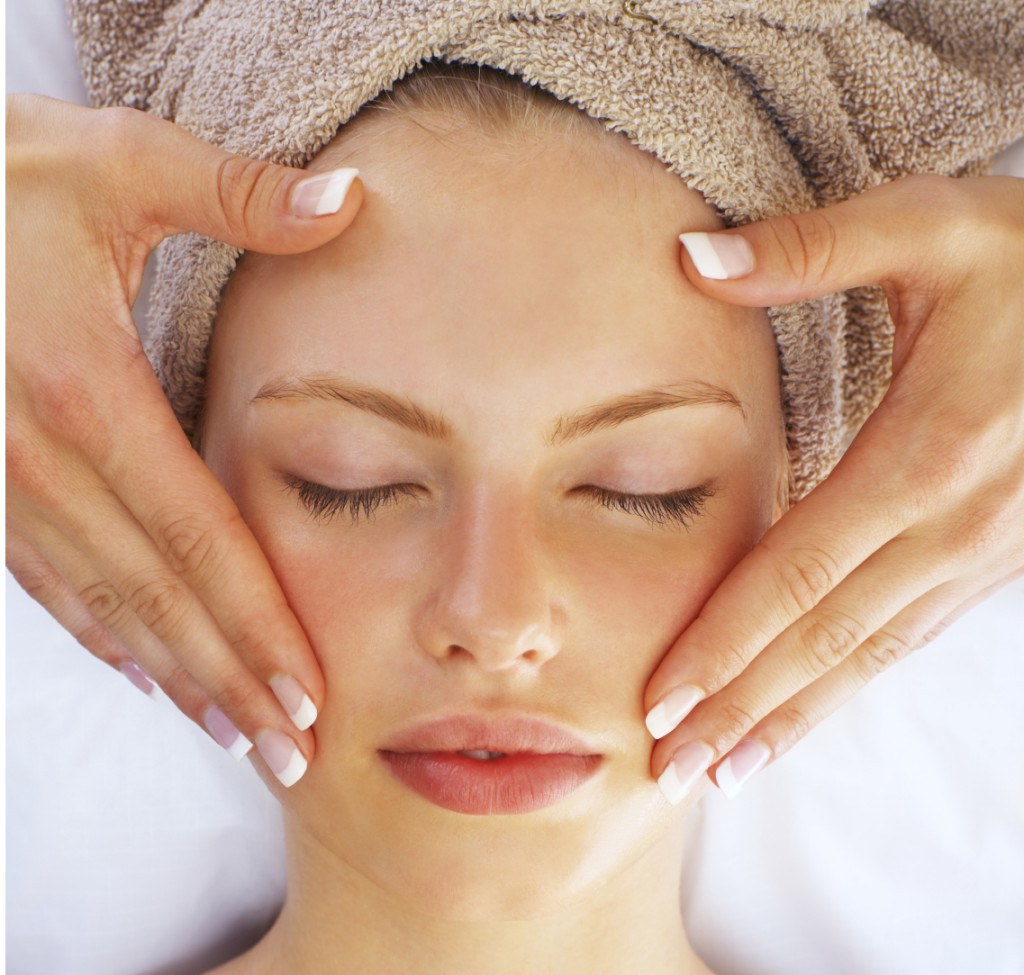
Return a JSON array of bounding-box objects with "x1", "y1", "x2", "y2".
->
[
  {"x1": 557, "y1": 483, "x2": 771, "y2": 679},
  {"x1": 251, "y1": 523, "x2": 425, "y2": 661}
]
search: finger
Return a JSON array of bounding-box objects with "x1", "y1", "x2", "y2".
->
[
  {"x1": 16, "y1": 447, "x2": 314, "y2": 770},
  {"x1": 6, "y1": 526, "x2": 139, "y2": 676},
  {"x1": 9, "y1": 517, "x2": 216, "y2": 710},
  {"x1": 642, "y1": 400, "x2": 918, "y2": 741},
  {"x1": 677, "y1": 172, "x2": 987, "y2": 305},
  {"x1": 18, "y1": 511, "x2": 276, "y2": 762},
  {"x1": 6, "y1": 528, "x2": 162, "y2": 697},
  {"x1": 21, "y1": 363, "x2": 325, "y2": 743},
  {"x1": 649, "y1": 531, "x2": 956, "y2": 784},
  {"x1": 707, "y1": 573, "x2": 1012, "y2": 799},
  {"x1": 89, "y1": 102, "x2": 364, "y2": 254}
]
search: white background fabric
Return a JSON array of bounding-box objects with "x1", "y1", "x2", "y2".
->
[{"x1": 6, "y1": 2, "x2": 1024, "y2": 973}]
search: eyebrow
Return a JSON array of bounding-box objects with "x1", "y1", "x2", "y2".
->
[{"x1": 251, "y1": 375, "x2": 745, "y2": 446}]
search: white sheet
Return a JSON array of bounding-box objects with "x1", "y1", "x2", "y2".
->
[{"x1": 6, "y1": 1, "x2": 1024, "y2": 972}]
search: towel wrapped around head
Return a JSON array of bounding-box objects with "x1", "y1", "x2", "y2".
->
[{"x1": 68, "y1": 0, "x2": 1024, "y2": 499}]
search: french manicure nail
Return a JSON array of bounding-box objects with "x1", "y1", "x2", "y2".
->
[
  {"x1": 645, "y1": 685, "x2": 703, "y2": 739},
  {"x1": 118, "y1": 659, "x2": 155, "y2": 697},
  {"x1": 256, "y1": 728, "x2": 308, "y2": 788},
  {"x1": 658, "y1": 741, "x2": 716, "y2": 806},
  {"x1": 678, "y1": 231, "x2": 755, "y2": 279},
  {"x1": 716, "y1": 739, "x2": 772, "y2": 798},
  {"x1": 290, "y1": 167, "x2": 360, "y2": 218},
  {"x1": 203, "y1": 705, "x2": 253, "y2": 760},
  {"x1": 269, "y1": 674, "x2": 318, "y2": 731}
]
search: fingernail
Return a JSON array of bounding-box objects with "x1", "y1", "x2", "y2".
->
[
  {"x1": 290, "y1": 167, "x2": 360, "y2": 218},
  {"x1": 645, "y1": 685, "x2": 703, "y2": 739},
  {"x1": 678, "y1": 232, "x2": 755, "y2": 279},
  {"x1": 256, "y1": 728, "x2": 308, "y2": 788},
  {"x1": 269, "y1": 674, "x2": 318, "y2": 731},
  {"x1": 118, "y1": 659, "x2": 155, "y2": 697},
  {"x1": 203, "y1": 705, "x2": 253, "y2": 760},
  {"x1": 716, "y1": 739, "x2": 772, "y2": 798},
  {"x1": 658, "y1": 741, "x2": 716, "y2": 806}
]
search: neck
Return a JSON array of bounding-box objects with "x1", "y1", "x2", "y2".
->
[{"x1": 222, "y1": 811, "x2": 713, "y2": 975}]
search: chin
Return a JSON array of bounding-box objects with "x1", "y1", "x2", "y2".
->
[{"x1": 310, "y1": 768, "x2": 688, "y2": 921}]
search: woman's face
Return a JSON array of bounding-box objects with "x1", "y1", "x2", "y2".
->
[{"x1": 202, "y1": 112, "x2": 785, "y2": 920}]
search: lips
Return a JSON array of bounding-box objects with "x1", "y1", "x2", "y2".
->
[
  {"x1": 379, "y1": 713, "x2": 604, "y2": 815},
  {"x1": 380, "y1": 713, "x2": 601, "y2": 756}
]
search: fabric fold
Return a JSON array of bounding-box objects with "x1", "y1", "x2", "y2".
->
[{"x1": 67, "y1": 0, "x2": 1024, "y2": 496}]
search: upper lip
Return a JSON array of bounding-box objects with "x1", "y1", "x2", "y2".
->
[{"x1": 380, "y1": 713, "x2": 603, "y2": 756}]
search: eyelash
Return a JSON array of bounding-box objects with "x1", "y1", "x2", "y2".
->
[
  {"x1": 578, "y1": 484, "x2": 714, "y2": 528},
  {"x1": 282, "y1": 475, "x2": 714, "y2": 529},
  {"x1": 282, "y1": 475, "x2": 421, "y2": 524}
]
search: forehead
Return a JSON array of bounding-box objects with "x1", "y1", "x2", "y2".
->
[{"x1": 210, "y1": 115, "x2": 779, "y2": 430}]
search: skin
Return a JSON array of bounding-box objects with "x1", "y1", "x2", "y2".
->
[{"x1": 200, "y1": 109, "x2": 786, "y2": 975}]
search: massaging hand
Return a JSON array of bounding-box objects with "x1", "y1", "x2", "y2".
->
[
  {"x1": 648, "y1": 173, "x2": 1024, "y2": 802},
  {"x1": 7, "y1": 93, "x2": 360, "y2": 767}
]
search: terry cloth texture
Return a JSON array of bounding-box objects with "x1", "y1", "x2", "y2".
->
[{"x1": 68, "y1": 0, "x2": 1024, "y2": 498}]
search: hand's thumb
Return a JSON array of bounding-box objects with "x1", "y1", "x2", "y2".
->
[
  {"x1": 109, "y1": 105, "x2": 363, "y2": 255},
  {"x1": 677, "y1": 173, "x2": 958, "y2": 307}
]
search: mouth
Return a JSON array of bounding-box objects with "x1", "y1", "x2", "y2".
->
[
  {"x1": 378, "y1": 749, "x2": 604, "y2": 815},
  {"x1": 379, "y1": 712, "x2": 605, "y2": 815}
]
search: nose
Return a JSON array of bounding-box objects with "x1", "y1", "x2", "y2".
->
[{"x1": 413, "y1": 483, "x2": 561, "y2": 671}]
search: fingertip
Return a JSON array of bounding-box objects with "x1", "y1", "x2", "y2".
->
[
  {"x1": 259, "y1": 169, "x2": 364, "y2": 255},
  {"x1": 678, "y1": 231, "x2": 755, "y2": 280},
  {"x1": 288, "y1": 167, "x2": 360, "y2": 220},
  {"x1": 269, "y1": 673, "x2": 319, "y2": 732},
  {"x1": 644, "y1": 685, "x2": 704, "y2": 740}
]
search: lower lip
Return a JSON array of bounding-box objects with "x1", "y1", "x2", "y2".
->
[{"x1": 379, "y1": 750, "x2": 604, "y2": 815}]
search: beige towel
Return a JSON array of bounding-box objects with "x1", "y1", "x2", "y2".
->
[{"x1": 68, "y1": 0, "x2": 1024, "y2": 498}]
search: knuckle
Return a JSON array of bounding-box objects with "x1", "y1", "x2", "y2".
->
[
  {"x1": 854, "y1": 628, "x2": 917, "y2": 680},
  {"x1": 766, "y1": 542, "x2": 844, "y2": 616},
  {"x1": 920, "y1": 619, "x2": 952, "y2": 645},
  {"x1": 72, "y1": 618, "x2": 121, "y2": 661},
  {"x1": 94, "y1": 105, "x2": 147, "y2": 159},
  {"x1": 710, "y1": 700, "x2": 760, "y2": 753},
  {"x1": 895, "y1": 174, "x2": 967, "y2": 228},
  {"x1": 6, "y1": 426, "x2": 66, "y2": 511},
  {"x1": 697, "y1": 640, "x2": 754, "y2": 695},
  {"x1": 5, "y1": 422, "x2": 43, "y2": 492},
  {"x1": 159, "y1": 664, "x2": 199, "y2": 711},
  {"x1": 79, "y1": 578, "x2": 129, "y2": 627},
  {"x1": 772, "y1": 210, "x2": 840, "y2": 288},
  {"x1": 159, "y1": 514, "x2": 225, "y2": 580},
  {"x1": 947, "y1": 496, "x2": 1012, "y2": 563},
  {"x1": 772, "y1": 702, "x2": 813, "y2": 751},
  {"x1": 799, "y1": 610, "x2": 864, "y2": 677},
  {"x1": 10, "y1": 554, "x2": 61, "y2": 606},
  {"x1": 123, "y1": 574, "x2": 190, "y2": 638},
  {"x1": 210, "y1": 670, "x2": 264, "y2": 727},
  {"x1": 906, "y1": 427, "x2": 984, "y2": 507},
  {"x1": 29, "y1": 367, "x2": 114, "y2": 460},
  {"x1": 214, "y1": 155, "x2": 274, "y2": 240}
]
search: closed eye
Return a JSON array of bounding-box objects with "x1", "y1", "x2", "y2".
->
[
  {"x1": 575, "y1": 484, "x2": 714, "y2": 529},
  {"x1": 281, "y1": 475, "x2": 714, "y2": 529},
  {"x1": 281, "y1": 475, "x2": 421, "y2": 524}
]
